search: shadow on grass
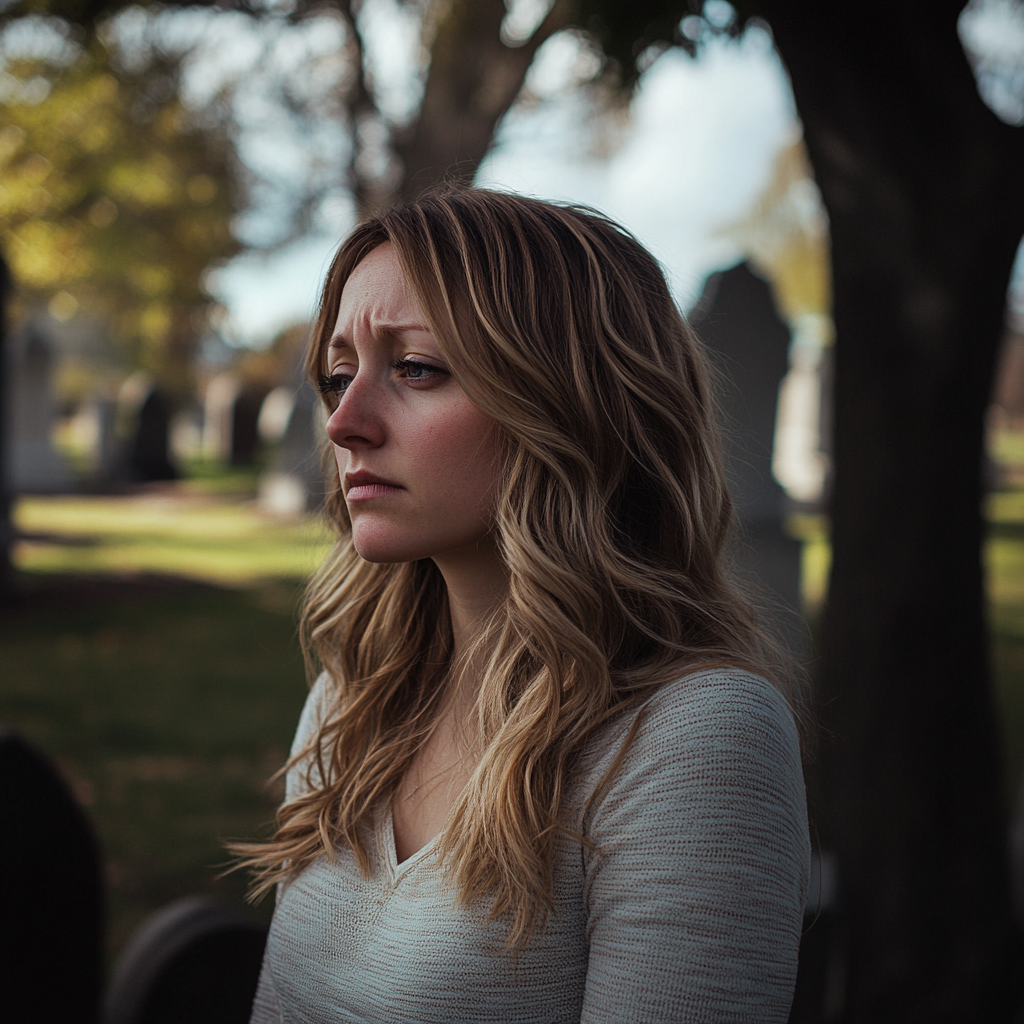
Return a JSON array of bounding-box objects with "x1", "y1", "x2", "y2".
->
[{"x1": 0, "y1": 571, "x2": 310, "y2": 963}]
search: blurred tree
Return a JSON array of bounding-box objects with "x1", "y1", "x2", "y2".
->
[
  {"x1": 1, "y1": 0, "x2": 576, "y2": 218},
  {"x1": 0, "y1": 32, "x2": 241, "y2": 395}
]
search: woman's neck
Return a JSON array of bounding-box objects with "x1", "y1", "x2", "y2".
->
[
  {"x1": 432, "y1": 534, "x2": 508, "y2": 711},
  {"x1": 434, "y1": 537, "x2": 506, "y2": 655}
]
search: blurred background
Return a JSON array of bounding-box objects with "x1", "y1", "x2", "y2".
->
[{"x1": 2, "y1": 0, "x2": 1024, "y2": 1020}]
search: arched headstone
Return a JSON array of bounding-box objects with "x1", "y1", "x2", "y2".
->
[
  {"x1": 258, "y1": 369, "x2": 323, "y2": 518},
  {"x1": 85, "y1": 397, "x2": 121, "y2": 482},
  {"x1": 105, "y1": 896, "x2": 267, "y2": 1024},
  {"x1": 0, "y1": 730, "x2": 104, "y2": 1023},
  {"x1": 230, "y1": 387, "x2": 265, "y2": 466},
  {"x1": 203, "y1": 373, "x2": 267, "y2": 466},
  {"x1": 117, "y1": 373, "x2": 177, "y2": 483},
  {"x1": 202, "y1": 373, "x2": 241, "y2": 463},
  {"x1": 788, "y1": 851, "x2": 845, "y2": 1023},
  {"x1": 690, "y1": 262, "x2": 805, "y2": 657}
]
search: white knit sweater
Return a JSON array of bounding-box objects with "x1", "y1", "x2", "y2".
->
[{"x1": 250, "y1": 668, "x2": 810, "y2": 1023}]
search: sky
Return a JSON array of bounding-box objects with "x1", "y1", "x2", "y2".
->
[{"x1": 207, "y1": 21, "x2": 802, "y2": 348}]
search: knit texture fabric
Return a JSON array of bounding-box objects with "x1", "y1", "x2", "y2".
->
[{"x1": 250, "y1": 668, "x2": 810, "y2": 1023}]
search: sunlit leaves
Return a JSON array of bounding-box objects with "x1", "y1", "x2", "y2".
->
[{"x1": 0, "y1": 34, "x2": 240, "y2": 391}]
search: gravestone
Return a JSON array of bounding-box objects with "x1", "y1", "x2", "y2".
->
[
  {"x1": 203, "y1": 373, "x2": 267, "y2": 466},
  {"x1": 202, "y1": 372, "x2": 240, "y2": 463},
  {"x1": 788, "y1": 851, "x2": 845, "y2": 1024},
  {"x1": 75, "y1": 397, "x2": 120, "y2": 482},
  {"x1": 5, "y1": 322, "x2": 70, "y2": 492},
  {"x1": 117, "y1": 373, "x2": 177, "y2": 482},
  {"x1": 258, "y1": 378, "x2": 323, "y2": 517},
  {"x1": 105, "y1": 896, "x2": 267, "y2": 1024},
  {"x1": 169, "y1": 400, "x2": 204, "y2": 465},
  {"x1": 0, "y1": 730, "x2": 104, "y2": 1023},
  {"x1": 690, "y1": 262, "x2": 805, "y2": 658},
  {"x1": 231, "y1": 390, "x2": 263, "y2": 465}
]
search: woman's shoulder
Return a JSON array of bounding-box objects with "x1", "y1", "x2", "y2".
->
[
  {"x1": 291, "y1": 670, "x2": 333, "y2": 754},
  {"x1": 573, "y1": 666, "x2": 804, "y2": 817},
  {"x1": 284, "y1": 670, "x2": 335, "y2": 803},
  {"x1": 592, "y1": 665, "x2": 797, "y2": 754},
  {"x1": 636, "y1": 664, "x2": 795, "y2": 729},
  {"x1": 576, "y1": 667, "x2": 811, "y2": 1022}
]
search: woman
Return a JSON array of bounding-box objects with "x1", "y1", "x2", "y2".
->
[{"x1": 238, "y1": 189, "x2": 810, "y2": 1023}]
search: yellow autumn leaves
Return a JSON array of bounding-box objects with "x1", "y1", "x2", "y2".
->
[{"x1": 0, "y1": 40, "x2": 240, "y2": 393}]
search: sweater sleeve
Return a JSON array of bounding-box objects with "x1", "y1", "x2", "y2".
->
[
  {"x1": 284, "y1": 670, "x2": 333, "y2": 804},
  {"x1": 580, "y1": 670, "x2": 810, "y2": 1024},
  {"x1": 248, "y1": 671, "x2": 332, "y2": 1024},
  {"x1": 249, "y1": 956, "x2": 283, "y2": 1024}
]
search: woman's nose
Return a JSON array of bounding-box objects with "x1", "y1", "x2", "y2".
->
[{"x1": 324, "y1": 374, "x2": 385, "y2": 450}]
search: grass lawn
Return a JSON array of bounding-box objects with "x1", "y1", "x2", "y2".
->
[
  {"x1": 3, "y1": 484, "x2": 332, "y2": 963},
  {"x1": 12, "y1": 485, "x2": 332, "y2": 585},
  {"x1": 2, "y1": 476, "x2": 1024, "y2": 976}
]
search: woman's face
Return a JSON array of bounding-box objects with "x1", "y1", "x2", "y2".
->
[{"x1": 323, "y1": 243, "x2": 501, "y2": 566}]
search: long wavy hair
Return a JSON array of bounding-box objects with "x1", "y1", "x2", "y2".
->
[{"x1": 233, "y1": 188, "x2": 797, "y2": 945}]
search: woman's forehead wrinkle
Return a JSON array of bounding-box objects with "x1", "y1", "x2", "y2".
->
[
  {"x1": 332, "y1": 248, "x2": 433, "y2": 352},
  {"x1": 336, "y1": 291, "x2": 420, "y2": 336}
]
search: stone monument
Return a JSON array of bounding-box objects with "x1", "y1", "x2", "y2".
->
[
  {"x1": 0, "y1": 731, "x2": 104, "y2": 1022},
  {"x1": 257, "y1": 380, "x2": 323, "y2": 517},
  {"x1": 5, "y1": 322, "x2": 70, "y2": 492},
  {"x1": 689, "y1": 261, "x2": 806, "y2": 659},
  {"x1": 117, "y1": 372, "x2": 177, "y2": 482}
]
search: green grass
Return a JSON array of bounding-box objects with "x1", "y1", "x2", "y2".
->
[
  {"x1": 12, "y1": 491, "x2": 332, "y2": 585},
  {"x1": 0, "y1": 575, "x2": 311, "y2": 959},
  {"x1": 2, "y1": 484, "x2": 332, "y2": 964}
]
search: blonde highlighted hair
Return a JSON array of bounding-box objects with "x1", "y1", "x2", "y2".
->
[{"x1": 233, "y1": 188, "x2": 796, "y2": 944}]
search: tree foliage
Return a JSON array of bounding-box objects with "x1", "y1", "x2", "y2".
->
[
  {"x1": 0, "y1": 26, "x2": 241, "y2": 392},
  {"x1": 2, "y1": 0, "x2": 577, "y2": 217},
  {"x1": 719, "y1": 137, "x2": 831, "y2": 321}
]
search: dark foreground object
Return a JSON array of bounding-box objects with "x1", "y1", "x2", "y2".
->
[
  {"x1": 0, "y1": 729, "x2": 104, "y2": 1024},
  {"x1": 105, "y1": 896, "x2": 267, "y2": 1024}
]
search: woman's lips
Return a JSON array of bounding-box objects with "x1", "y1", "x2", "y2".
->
[
  {"x1": 344, "y1": 472, "x2": 402, "y2": 501},
  {"x1": 346, "y1": 482, "x2": 401, "y2": 501}
]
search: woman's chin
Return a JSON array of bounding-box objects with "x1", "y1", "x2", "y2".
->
[
  {"x1": 351, "y1": 533, "x2": 423, "y2": 564},
  {"x1": 353, "y1": 546, "x2": 413, "y2": 564}
]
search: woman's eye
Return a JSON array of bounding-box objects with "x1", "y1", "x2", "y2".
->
[
  {"x1": 393, "y1": 358, "x2": 447, "y2": 381},
  {"x1": 318, "y1": 373, "x2": 352, "y2": 399}
]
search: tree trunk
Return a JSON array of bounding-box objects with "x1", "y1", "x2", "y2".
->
[
  {"x1": 758, "y1": 2, "x2": 1024, "y2": 1019},
  {"x1": 391, "y1": 0, "x2": 570, "y2": 207}
]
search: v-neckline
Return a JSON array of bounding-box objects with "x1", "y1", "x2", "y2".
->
[{"x1": 382, "y1": 806, "x2": 440, "y2": 879}]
